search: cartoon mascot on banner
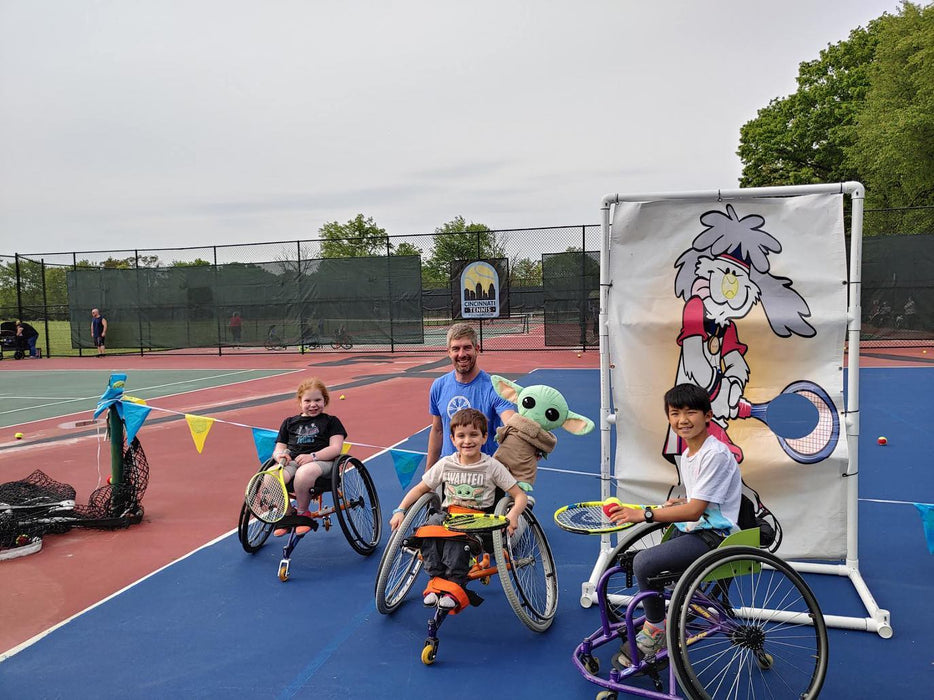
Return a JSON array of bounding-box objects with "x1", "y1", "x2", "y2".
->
[{"x1": 665, "y1": 204, "x2": 816, "y2": 508}]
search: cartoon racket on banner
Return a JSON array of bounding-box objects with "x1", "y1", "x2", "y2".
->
[{"x1": 737, "y1": 380, "x2": 840, "y2": 464}]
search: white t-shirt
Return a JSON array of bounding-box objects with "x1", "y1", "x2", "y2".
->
[{"x1": 676, "y1": 434, "x2": 742, "y2": 533}]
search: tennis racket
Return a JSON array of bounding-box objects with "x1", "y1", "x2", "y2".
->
[
  {"x1": 443, "y1": 512, "x2": 510, "y2": 533},
  {"x1": 738, "y1": 380, "x2": 840, "y2": 464},
  {"x1": 244, "y1": 465, "x2": 290, "y2": 523},
  {"x1": 553, "y1": 501, "x2": 660, "y2": 534}
]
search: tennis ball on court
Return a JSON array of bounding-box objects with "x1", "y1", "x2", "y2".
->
[
  {"x1": 14, "y1": 432, "x2": 23, "y2": 440},
  {"x1": 339, "y1": 394, "x2": 346, "y2": 400},
  {"x1": 577, "y1": 352, "x2": 582, "y2": 357},
  {"x1": 877, "y1": 436, "x2": 887, "y2": 446},
  {"x1": 602, "y1": 497, "x2": 622, "y2": 517}
]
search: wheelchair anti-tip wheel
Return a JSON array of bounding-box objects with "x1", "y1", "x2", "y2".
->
[
  {"x1": 278, "y1": 559, "x2": 290, "y2": 582},
  {"x1": 331, "y1": 455, "x2": 381, "y2": 555},
  {"x1": 421, "y1": 638, "x2": 438, "y2": 665},
  {"x1": 492, "y1": 497, "x2": 558, "y2": 632},
  {"x1": 374, "y1": 491, "x2": 439, "y2": 614},
  {"x1": 667, "y1": 545, "x2": 828, "y2": 700}
]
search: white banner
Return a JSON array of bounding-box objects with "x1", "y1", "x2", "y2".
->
[{"x1": 608, "y1": 194, "x2": 848, "y2": 558}]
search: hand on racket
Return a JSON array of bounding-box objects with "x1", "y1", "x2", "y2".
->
[
  {"x1": 244, "y1": 463, "x2": 290, "y2": 523},
  {"x1": 554, "y1": 499, "x2": 661, "y2": 534}
]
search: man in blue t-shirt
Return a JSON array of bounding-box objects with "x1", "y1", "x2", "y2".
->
[{"x1": 426, "y1": 323, "x2": 515, "y2": 470}]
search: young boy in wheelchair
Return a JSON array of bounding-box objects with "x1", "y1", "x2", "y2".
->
[
  {"x1": 605, "y1": 383, "x2": 741, "y2": 666},
  {"x1": 388, "y1": 408, "x2": 528, "y2": 611},
  {"x1": 271, "y1": 377, "x2": 347, "y2": 537}
]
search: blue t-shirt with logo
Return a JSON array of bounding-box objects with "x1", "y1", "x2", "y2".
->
[{"x1": 428, "y1": 369, "x2": 515, "y2": 457}]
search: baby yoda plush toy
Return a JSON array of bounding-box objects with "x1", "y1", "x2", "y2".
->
[{"x1": 490, "y1": 375, "x2": 594, "y2": 491}]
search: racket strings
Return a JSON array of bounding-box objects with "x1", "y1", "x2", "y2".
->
[
  {"x1": 247, "y1": 472, "x2": 287, "y2": 519},
  {"x1": 784, "y1": 391, "x2": 834, "y2": 455}
]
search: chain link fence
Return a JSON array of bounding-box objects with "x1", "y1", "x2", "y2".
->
[{"x1": 1, "y1": 211, "x2": 931, "y2": 358}]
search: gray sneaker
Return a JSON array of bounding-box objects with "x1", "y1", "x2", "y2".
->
[{"x1": 613, "y1": 625, "x2": 666, "y2": 668}]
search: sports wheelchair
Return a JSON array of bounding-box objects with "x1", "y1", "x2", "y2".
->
[
  {"x1": 374, "y1": 492, "x2": 558, "y2": 665},
  {"x1": 237, "y1": 454, "x2": 381, "y2": 581},
  {"x1": 573, "y1": 524, "x2": 828, "y2": 699}
]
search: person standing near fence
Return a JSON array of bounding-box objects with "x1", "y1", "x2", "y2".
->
[
  {"x1": 228, "y1": 311, "x2": 242, "y2": 346},
  {"x1": 90, "y1": 308, "x2": 107, "y2": 358},
  {"x1": 426, "y1": 323, "x2": 515, "y2": 470}
]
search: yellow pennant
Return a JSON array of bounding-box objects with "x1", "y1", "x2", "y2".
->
[
  {"x1": 185, "y1": 414, "x2": 215, "y2": 454},
  {"x1": 341, "y1": 442, "x2": 352, "y2": 455}
]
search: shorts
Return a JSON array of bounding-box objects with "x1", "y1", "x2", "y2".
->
[{"x1": 93, "y1": 335, "x2": 105, "y2": 347}]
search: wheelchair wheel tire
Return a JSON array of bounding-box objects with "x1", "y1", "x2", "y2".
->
[
  {"x1": 493, "y1": 497, "x2": 558, "y2": 632},
  {"x1": 237, "y1": 501, "x2": 274, "y2": 553},
  {"x1": 331, "y1": 455, "x2": 381, "y2": 556},
  {"x1": 374, "y1": 491, "x2": 439, "y2": 614},
  {"x1": 668, "y1": 546, "x2": 828, "y2": 700}
]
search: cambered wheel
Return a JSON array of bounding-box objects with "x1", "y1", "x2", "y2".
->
[
  {"x1": 237, "y1": 501, "x2": 274, "y2": 553},
  {"x1": 493, "y1": 497, "x2": 558, "y2": 632},
  {"x1": 374, "y1": 492, "x2": 440, "y2": 614},
  {"x1": 331, "y1": 456, "x2": 381, "y2": 555},
  {"x1": 596, "y1": 521, "x2": 669, "y2": 623},
  {"x1": 668, "y1": 546, "x2": 828, "y2": 700}
]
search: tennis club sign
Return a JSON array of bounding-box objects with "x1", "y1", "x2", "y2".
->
[{"x1": 458, "y1": 260, "x2": 501, "y2": 318}]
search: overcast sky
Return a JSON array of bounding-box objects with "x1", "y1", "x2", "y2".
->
[{"x1": 0, "y1": 0, "x2": 904, "y2": 257}]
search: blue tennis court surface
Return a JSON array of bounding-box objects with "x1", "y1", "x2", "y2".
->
[{"x1": 0, "y1": 367, "x2": 930, "y2": 698}]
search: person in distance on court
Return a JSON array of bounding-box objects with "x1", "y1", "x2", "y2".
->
[
  {"x1": 389, "y1": 408, "x2": 527, "y2": 611},
  {"x1": 90, "y1": 308, "x2": 107, "y2": 357},
  {"x1": 426, "y1": 323, "x2": 515, "y2": 471},
  {"x1": 228, "y1": 311, "x2": 242, "y2": 346},
  {"x1": 15, "y1": 321, "x2": 40, "y2": 358},
  {"x1": 604, "y1": 383, "x2": 741, "y2": 667},
  {"x1": 271, "y1": 377, "x2": 347, "y2": 537}
]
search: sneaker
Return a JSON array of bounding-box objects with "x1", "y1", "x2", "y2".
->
[
  {"x1": 295, "y1": 511, "x2": 314, "y2": 536},
  {"x1": 613, "y1": 622, "x2": 666, "y2": 668},
  {"x1": 423, "y1": 592, "x2": 438, "y2": 606},
  {"x1": 438, "y1": 594, "x2": 458, "y2": 610}
]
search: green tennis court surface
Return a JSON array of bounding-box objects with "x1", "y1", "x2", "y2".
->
[{"x1": 0, "y1": 369, "x2": 293, "y2": 429}]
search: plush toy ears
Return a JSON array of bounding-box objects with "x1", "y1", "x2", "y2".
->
[
  {"x1": 562, "y1": 410, "x2": 595, "y2": 436},
  {"x1": 491, "y1": 375, "x2": 522, "y2": 404}
]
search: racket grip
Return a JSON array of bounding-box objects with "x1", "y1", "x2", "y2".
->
[{"x1": 737, "y1": 400, "x2": 752, "y2": 419}]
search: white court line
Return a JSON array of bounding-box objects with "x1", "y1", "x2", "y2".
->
[{"x1": 0, "y1": 369, "x2": 299, "y2": 420}]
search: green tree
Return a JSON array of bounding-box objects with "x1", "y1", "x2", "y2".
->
[
  {"x1": 511, "y1": 257, "x2": 542, "y2": 287},
  {"x1": 848, "y1": 2, "x2": 934, "y2": 209},
  {"x1": 737, "y1": 19, "x2": 882, "y2": 187},
  {"x1": 319, "y1": 214, "x2": 390, "y2": 257},
  {"x1": 423, "y1": 216, "x2": 506, "y2": 288}
]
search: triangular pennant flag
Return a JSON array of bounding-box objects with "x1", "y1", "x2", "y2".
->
[
  {"x1": 914, "y1": 503, "x2": 934, "y2": 554},
  {"x1": 389, "y1": 450, "x2": 425, "y2": 490},
  {"x1": 185, "y1": 414, "x2": 215, "y2": 454},
  {"x1": 122, "y1": 401, "x2": 151, "y2": 444},
  {"x1": 252, "y1": 428, "x2": 279, "y2": 465},
  {"x1": 341, "y1": 442, "x2": 352, "y2": 455},
  {"x1": 94, "y1": 373, "x2": 128, "y2": 419}
]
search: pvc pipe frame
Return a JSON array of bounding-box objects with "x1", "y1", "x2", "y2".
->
[{"x1": 585, "y1": 182, "x2": 892, "y2": 639}]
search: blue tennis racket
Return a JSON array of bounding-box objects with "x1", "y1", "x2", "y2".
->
[{"x1": 738, "y1": 381, "x2": 840, "y2": 464}]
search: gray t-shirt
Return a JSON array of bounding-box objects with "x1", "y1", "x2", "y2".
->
[{"x1": 422, "y1": 453, "x2": 518, "y2": 510}]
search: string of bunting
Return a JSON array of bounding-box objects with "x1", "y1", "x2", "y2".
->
[
  {"x1": 92, "y1": 377, "x2": 934, "y2": 553},
  {"x1": 92, "y1": 377, "x2": 428, "y2": 490}
]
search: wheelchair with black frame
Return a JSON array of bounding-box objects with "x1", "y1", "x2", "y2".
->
[{"x1": 238, "y1": 453, "x2": 381, "y2": 581}]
